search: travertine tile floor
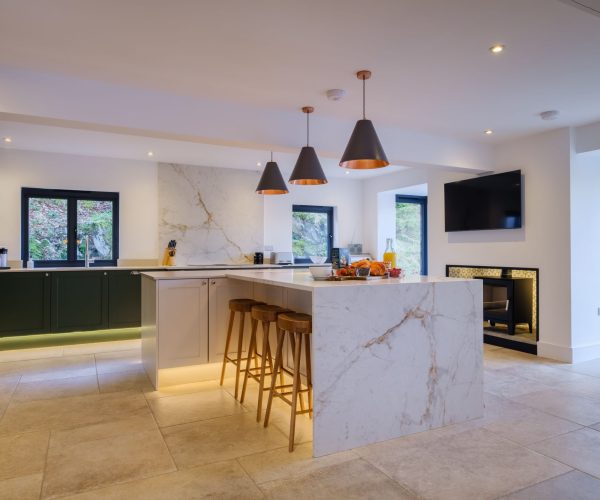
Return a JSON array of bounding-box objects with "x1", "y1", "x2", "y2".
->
[{"x1": 1, "y1": 341, "x2": 600, "y2": 499}]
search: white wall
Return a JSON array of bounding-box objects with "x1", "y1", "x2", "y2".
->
[
  {"x1": 264, "y1": 178, "x2": 363, "y2": 253},
  {"x1": 363, "y1": 128, "x2": 575, "y2": 361},
  {"x1": 571, "y1": 151, "x2": 600, "y2": 361},
  {"x1": 0, "y1": 149, "x2": 159, "y2": 262}
]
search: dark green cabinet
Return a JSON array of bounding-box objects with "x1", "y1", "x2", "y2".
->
[
  {"x1": 108, "y1": 271, "x2": 141, "y2": 328},
  {"x1": 52, "y1": 271, "x2": 109, "y2": 332},
  {"x1": 0, "y1": 272, "x2": 51, "y2": 335}
]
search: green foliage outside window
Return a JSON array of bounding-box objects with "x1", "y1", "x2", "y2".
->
[
  {"x1": 396, "y1": 202, "x2": 422, "y2": 276},
  {"x1": 292, "y1": 211, "x2": 328, "y2": 259}
]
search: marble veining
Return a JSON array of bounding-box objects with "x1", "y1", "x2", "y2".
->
[
  {"x1": 158, "y1": 163, "x2": 264, "y2": 265},
  {"x1": 311, "y1": 279, "x2": 483, "y2": 456}
]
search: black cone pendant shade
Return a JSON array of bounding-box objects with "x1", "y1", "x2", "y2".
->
[
  {"x1": 256, "y1": 152, "x2": 288, "y2": 194},
  {"x1": 289, "y1": 107, "x2": 328, "y2": 185},
  {"x1": 340, "y1": 70, "x2": 389, "y2": 170}
]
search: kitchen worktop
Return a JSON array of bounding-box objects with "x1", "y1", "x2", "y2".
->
[{"x1": 1, "y1": 263, "x2": 326, "y2": 273}]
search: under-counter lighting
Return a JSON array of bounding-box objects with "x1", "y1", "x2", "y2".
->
[
  {"x1": 147, "y1": 151, "x2": 154, "y2": 157},
  {"x1": 484, "y1": 129, "x2": 493, "y2": 135},
  {"x1": 489, "y1": 44, "x2": 505, "y2": 54},
  {"x1": 3, "y1": 137, "x2": 12, "y2": 143}
]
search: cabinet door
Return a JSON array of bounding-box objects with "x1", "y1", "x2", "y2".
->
[
  {"x1": 52, "y1": 271, "x2": 108, "y2": 332},
  {"x1": 208, "y1": 277, "x2": 253, "y2": 363},
  {"x1": 158, "y1": 279, "x2": 209, "y2": 368},
  {"x1": 0, "y1": 272, "x2": 51, "y2": 336},
  {"x1": 108, "y1": 270, "x2": 141, "y2": 328}
]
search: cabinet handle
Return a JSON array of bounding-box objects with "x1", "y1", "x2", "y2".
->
[
  {"x1": 202, "y1": 281, "x2": 207, "y2": 286},
  {"x1": 211, "y1": 280, "x2": 216, "y2": 285},
  {"x1": 103, "y1": 272, "x2": 107, "y2": 276},
  {"x1": 45, "y1": 273, "x2": 49, "y2": 277},
  {"x1": 130, "y1": 271, "x2": 140, "y2": 275}
]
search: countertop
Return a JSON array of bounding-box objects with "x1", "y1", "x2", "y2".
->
[
  {"x1": 0, "y1": 263, "x2": 327, "y2": 273},
  {"x1": 142, "y1": 268, "x2": 472, "y2": 292}
]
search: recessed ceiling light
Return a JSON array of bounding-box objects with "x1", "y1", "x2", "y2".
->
[
  {"x1": 256, "y1": 162, "x2": 262, "y2": 167},
  {"x1": 345, "y1": 171, "x2": 350, "y2": 175},
  {"x1": 489, "y1": 44, "x2": 505, "y2": 54},
  {"x1": 3, "y1": 137, "x2": 12, "y2": 143},
  {"x1": 484, "y1": 129, "x2": 493, "y2": 135},
  {"x1": 147, "y1": 151, "x2": 154, "y2": 157},
  {"x1": 540, "y1": 110, "x2": 559, "y2": 121}
]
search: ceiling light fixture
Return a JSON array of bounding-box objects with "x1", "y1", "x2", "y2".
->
[
  {"x1": 326, "y1": 89, "x2": 347, "y2": 101},
  {"x1": 340, "y1": 70, "x2": 389, "y2": 170},
  {"x1": 289, "y1": 107, "x2": 328, "y2": 185},
  {"x1": 489, "y1": 44, "x2": 505, "y2": 54},
  {"x1": 256, "y1": 162, "x2": 261, "y2": 167},
  {"x1": 256, "y1": 152, "x2": 289, "y2": 195},
  {"x1": 484, "y1": 129, "x2": 493, "y2": 135},
  {"x1": 147, "y1": 151, "x2": 154, "y2": 157},
  {"x1": 3, "y1": 137, "x2": 12, "y2": 143},
  {"x1": 540, "y1": 110, "x2": 559, "y2": 121}
]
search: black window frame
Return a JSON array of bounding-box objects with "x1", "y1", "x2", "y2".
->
[
  {"x1": 21, "y1": 187, "x2": 119, "y2": 268},
  {"x1": 395, "y1": 195, "x2": 428, "y2": 275},
  {"x1": 292, "y1": 205, "x2": 334, "y2": 264}
]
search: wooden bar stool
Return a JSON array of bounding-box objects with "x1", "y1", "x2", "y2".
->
[
  {"x1": 240, "y1": 304, "x2": 290, "y2": 421},
  {"x1": 219, "y1": 298, "x2": 264, "y2": 399},
  {"x1": 264, "y1": 312, "x2": 313, "y2": 452}
]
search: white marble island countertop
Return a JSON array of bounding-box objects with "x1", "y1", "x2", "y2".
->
[{"x1": 224, "y1": 268, "x2": 471, "y2": 292}]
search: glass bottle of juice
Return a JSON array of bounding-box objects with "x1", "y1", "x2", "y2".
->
[{"x1": 383, "y1": 238, "x2": 397, "y2": 269}]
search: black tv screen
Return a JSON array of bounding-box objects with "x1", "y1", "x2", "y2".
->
[{"x1": 444, "y1": 170, "x2": 522, "y2": 232}]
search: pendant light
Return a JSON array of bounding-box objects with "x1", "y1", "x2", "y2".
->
[
  {"x1": 256, "y1": 151, "x2": 288, "y2": 195},
  {"x1": 340, "y1": 70, "x2": 389, "y2": 169},
  {"x1": 289, "y1": 106, "x2": 328, "y2": 185}
]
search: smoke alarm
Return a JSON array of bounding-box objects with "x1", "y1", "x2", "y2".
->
[
  {"x1": 326, "y1": 89, "x2": 347, "y2": 101},
  {"x1": 540, "y1": 110, "x2": 560, "y2": 121}
]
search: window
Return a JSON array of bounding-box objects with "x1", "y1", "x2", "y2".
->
[
  {"x1": 22, "y1": 188, "x2": 119, "y2": 267},
  {"x1": 292, "y1": 205, "x2": 334, "y2": 264},
  {"x1": 396, "y1": 195, "x2": 427, "y2": 275}
]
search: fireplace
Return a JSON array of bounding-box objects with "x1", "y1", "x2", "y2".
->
[{"x1": 446, "y1": 265, "x2": 539, "y2": 354}]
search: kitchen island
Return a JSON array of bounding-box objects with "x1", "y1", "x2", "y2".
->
[{"x1": 141, "y1": 268, "x2": 483, "y2": 456}]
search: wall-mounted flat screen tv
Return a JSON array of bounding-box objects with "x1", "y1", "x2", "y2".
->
[{"x1": 444, "y1": 170, "x2": 522, "y2": 232}]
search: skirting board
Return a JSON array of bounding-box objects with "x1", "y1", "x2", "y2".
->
[{"x1": 538, "y1": 341, "x2": 600, "y2": 364}]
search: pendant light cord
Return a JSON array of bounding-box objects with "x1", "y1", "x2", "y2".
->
[
  {"x1": 306, "y1": 111, "x2": 309, "y2": 146},
  {"x1": 270, "y1": 151, "x2": 273, "y2": 162},
  {"x1": 362, "y1": 75, "x2": 366, "y2": 120}
]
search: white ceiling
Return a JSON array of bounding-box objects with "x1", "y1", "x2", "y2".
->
[
  {"x1": 0, "y1": 118, "x2": 407, "y2": 179},
  {"x1": 1, "y1": 0, "x2": 599, "y2": 144}
]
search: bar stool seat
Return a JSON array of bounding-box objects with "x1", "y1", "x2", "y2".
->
[
  {"x1": 241, "y1": 304, "x2": 291, "y2": 421},
  {"x1": 264, "y1": 312, "x2": 313, "y2": 452},
  {"x1": 219, "y1": 298, "x2": 264, "y2": 399}
]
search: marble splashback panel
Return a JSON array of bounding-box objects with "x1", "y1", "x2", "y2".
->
[{"x1": 158, "y1": 163, "x2": 263, "y2": 265}]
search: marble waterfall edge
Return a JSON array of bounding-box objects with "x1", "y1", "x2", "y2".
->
[
  {"x1": 158, "y1": 163, "x2": 263, "y2": 265},
  {"x1": 311, "y1": 279, "x2": 483, "y2": 456}
]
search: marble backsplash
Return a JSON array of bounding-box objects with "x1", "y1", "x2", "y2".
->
[{"x1": 158, "y1": 163, "x2": 264, "y2": 265}]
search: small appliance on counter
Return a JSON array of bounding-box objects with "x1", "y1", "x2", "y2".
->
[
  {"x1": 331, "y1": 248, "x2": 351, "y2": 269},
  {"x1": 253, "y1": 252, "x2": 264, "y2": 265},
  {"x1": 271, "y1": 251, "x2": 294, "y2": 265},
  {"x1": 161, "y1": 240, "x2": 177, "y2": 266},
  {"x1": 0, "y1": 248, "x2": 9, "y2": 269}
]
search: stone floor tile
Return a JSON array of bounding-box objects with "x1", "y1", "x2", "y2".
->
[
  {"x1": 554, "y1": 375, "x2": 600, "y2": 400},
  {"x1": 59, "y1": 460, "x2": 263, "y2": 499},
  {"x1": 499, "y1": 470, "x2": 600, "y2": 500},
  {"x1": 42, "y1": 427, "x2": 175, "y2": 498},
  {"x1": 162, "y1": 413, "x2": 288, "y2": 468},
  {"x1": 148, "y1": 388, "x2": 245, "y2": 427},
  {"x1": 238, "y1": 442, "x2": 358, "y2": 484},
  {"x1": 510, "y1": 388, "x2": 600, "y2": 425},
  {"x1": 12, "y1": 375, "x2": 99, "y2": 403},
  {"x1": 144, "y1": 378, "x2": 225, "y2": 400},
  {"x1": 94, "y1": 350, "x2": 142, "y2": 374},
  {"x1": 484, "y1": 369, "x2": 553, "y2": 399},
  {"x1": 0, "y1": 473, "x2": 43, "y2": 500},
  {"x1": 64, "y1": 339, "x2": 141, "y2": 356},
  {"x1": 529, "y1": 427, "x2": 600, "y2": 479},
  {"x1": 259, "y1": 458, "x2": 417, "y2": 499},
  {"x1": 557, "y1": 357, "x2": 600, "y2": 378},
  {"x1": 0, "y1": 390, "x2": 148, "y2": 435},
  {"x1": 98, "y1": 368, "x2": 153, "y2": 394},
  {"x1": 357, "y1": 427, "x2": 570, "y2": 500},
  {"x1": 0, "y1": 374, "x2": 19, "y2": 417},
  {"x1": 0, "y1": 430, "x2": 49, "y2": 481},
  {"x1": 483, "y1": 406, "x2": 582, "y2": 445},
  {"x1": 0, "y1": 355, "x2": 96, "y2": 383}
]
